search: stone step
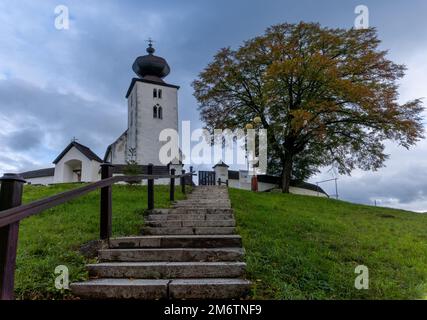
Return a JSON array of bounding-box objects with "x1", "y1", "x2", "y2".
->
[
  {"x1": 71, "y1": 279, "x2": 169, "y2": 299},
  {"x1": 109, "y1": 235, "x2": 242, "y2": 249},
  {"x1": 87, "y1": 261, "x2": 246, "y2": 279},
  {"x1": 175, "y1": 199, "x2": 230, "y2": 203},
  {"x1": 146, "y1": 213, "x2": 234, "y2": 221},
  {"x1": 185, "y1": 192, "x2": 228, "y2": 195},
  {"x1": 169, "y1": 278, "x2": 250, "y2": 299},
  {"x1": 146, "y1": 219, "x2": 236, "y2": 228},
  {"x1": 185, "y1": 202, "x2": 229, "y2": 204},
  {"x1": 186, "y1": 199, "x2": 229, "y2": 202},
  {"x1": 175, "y1": 203, "x2": 231, "y2": 207},
  {"x1": 187, "y1": 194, "x2": 229, "y2": 197},
  {"x1": 142, "y1": 226, "x2": 236, "y2": 235},
  {"x1": 173, "y1": 205, "x2": 231, "y2": 210},
  {"x1": 71, "y1": 185, "x2": 251, "y2": 300},
  {"x1": 186, "y1": 199, "x2": 229, "y2": 201},
  {"x1": 71, "y1": 278, "x2": 250, "y2": 300},
  {"x1": 149, "y1": 208, "x2": 234, "y2": 215},
  {"x1": 99, "y1": 247, "x2": 244, "y2": 262}
]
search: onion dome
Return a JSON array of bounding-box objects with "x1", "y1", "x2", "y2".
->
[{"x1": 132, "y1": 43, "x2": 170, "y2": 81}]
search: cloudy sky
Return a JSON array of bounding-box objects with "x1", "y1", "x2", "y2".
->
[{"x1": 0, "y1": 0, "x2": 426, "y2": 211}]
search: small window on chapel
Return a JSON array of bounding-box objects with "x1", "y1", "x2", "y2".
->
[
  {"x1": 158, "y1": 106, "x2": 163, "y2": 119},
  {"x1": 153, "y1": 89, "x2": 157, "y2": 98},
  {"x1": 153, "y1": 105, "x2": 158, "y2": 118},
  {"x1": 158, "y1": 89, "x2": 162, "y2": 99}
]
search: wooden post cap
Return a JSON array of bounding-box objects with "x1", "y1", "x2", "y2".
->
[{"x1": 0, "y1": 173, "x2": 26, "y2": 183}]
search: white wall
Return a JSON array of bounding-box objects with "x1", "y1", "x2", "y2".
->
[
  {"x1": 227, "y1": 171, "x2": 329, "y2": 197},
  {"x1": 109, "y1": 132, "x2": 127, "y2": 164},
  {"x1": 54, "y1": 146, "x2": 101, "y2": 183},
  {"x1": 228, "y1": 178, "x2": 328, "y2": 196},
  {"x1": 26, "y1": 176, "x2": 54, "y2": 185},
  {"x1": 169, "y1": 163, "x2": 183, "y2": 185},
  {"x1": 228, "y1": 179, "x2": 277, "y2": 192},
  {"x1": 289, "y1": 186, "x2": 328, "y2": 197},
  {"x1": 214, "y1": 166, "x2": 228, "y2": 184}
]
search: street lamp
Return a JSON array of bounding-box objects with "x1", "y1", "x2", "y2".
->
[
  {"x1": 246, "y1": 116, "x2": 262, "y2": 192},
  {"x1": 253, "y1": 116, "x2": 262, "y2": 124}
]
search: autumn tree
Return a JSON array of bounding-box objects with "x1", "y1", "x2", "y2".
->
[{"x1": 193, "y1": 22, "x2": 424, "y2": 193}]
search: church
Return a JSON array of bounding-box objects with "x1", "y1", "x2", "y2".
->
[{"x1": 21, "y1": 42, "x2": 183, "y2": 185}]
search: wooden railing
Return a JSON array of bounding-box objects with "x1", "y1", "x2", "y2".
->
[{"x1": 0, "y1": 163, "x2": 193, "y2": 300}]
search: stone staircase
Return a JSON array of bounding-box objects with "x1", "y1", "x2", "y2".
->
[{"x1": 71, "y1": 186, "x2": 250, "y2": 299}]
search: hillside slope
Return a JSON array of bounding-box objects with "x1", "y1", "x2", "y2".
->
[{"x1": 229, "y1": 188, "x2": 427, "y2": 300}]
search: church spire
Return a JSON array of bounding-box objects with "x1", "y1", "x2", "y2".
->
[{"x1": 132, "y1": 39, "x2": 170, "y2": 81}]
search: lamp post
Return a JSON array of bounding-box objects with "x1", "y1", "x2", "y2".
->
[{"x1": 246, "y1": 116, "x2": 262, "y2": 192}]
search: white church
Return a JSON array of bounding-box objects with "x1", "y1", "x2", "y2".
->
[{"x1": 19, "y1": 43, "x2": 327, "y2": 197}]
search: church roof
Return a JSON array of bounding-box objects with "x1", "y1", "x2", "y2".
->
[
  {"x1": 126, "y1": 44, "x2": 179, "y2": 97},
  {"x1": 53, "y1": 141, "x2": 103, "y2": 164},
  {"x1": 125, "y1": 78, "x2": 180, "y2": 98},
  {"x1": 132, "y1": 43, "x2": 170, "y2": 81},
  {"x1": 21, "y1": 167, "x2": 55, "y2": 179}
]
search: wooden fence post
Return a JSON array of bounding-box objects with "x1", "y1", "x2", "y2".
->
[
  {"x1": 170, "y1": 168, "x2": 175, "y2": 202},
  {"x1": 100, "y1": 163, "x2": 113, "y2": 240},
  {"x1": 0, "y1": 173, "x2": 25, "y2": 300},
  {"x1": 181, "y1": 169, "x2": 186, "y2": 194},
  {"x1": 189, "y1": 166, "x2": 193, "y2": 185},
  {"x1": 147, "y1": 163, "x2": 154, "y2": 210}
]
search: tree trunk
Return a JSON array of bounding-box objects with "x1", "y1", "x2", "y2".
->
[{"x1": 281, "y1": 153, "x2": 293, "y2": 193}]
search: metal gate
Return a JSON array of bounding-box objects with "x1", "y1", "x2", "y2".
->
[{"x1": 198, "y1": 171, "x2": 216, "y2": 185}]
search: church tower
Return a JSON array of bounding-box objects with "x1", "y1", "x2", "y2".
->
[{"x1": 106, "y1": 42, "x2": 180, "y2": 166}]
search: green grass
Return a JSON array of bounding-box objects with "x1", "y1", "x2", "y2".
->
[
  {"x1": 229, "y1": 188, "x2": 427, "y2": 300},
  {"x1": 14, "y1": 184, "x2": 427, "y2": 299},
  {"x1": 15, "y1": 183, "x2": 186, "y2": 300}
]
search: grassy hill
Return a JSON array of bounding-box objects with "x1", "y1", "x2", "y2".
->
[
  {"x1": 229, "y1": 188, "x2": 427, "y2": 300},
  {"x1": 12, "y1": 184, "x2": 427, "y2": 299}
]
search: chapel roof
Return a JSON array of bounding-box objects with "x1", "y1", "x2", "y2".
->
[{"x1": 53, "y1": 141, "x2": 103, "y2": 164}]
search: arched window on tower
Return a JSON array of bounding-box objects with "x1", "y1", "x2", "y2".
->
[
  {"x1": 153, "y1": 105, "x2": 158, "y2": 118},
  {"x1": 158, "y1": 89, "x2": 162, "y2": 99},
  {"x1": 158, "y1": 106, "x2": 163, "y2": 119},
  {"x1": 153, "y1": 88, "x2": 157, "y2": 98}
]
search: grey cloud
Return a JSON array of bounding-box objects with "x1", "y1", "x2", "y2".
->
[
  {"x1": 2, "y1": 128, "x2": 44, "y2": 151},
  {"x1": 0, "y1": 79, "x2": 126, "y2": 168},
  {"x1": 0, "y1": 153, "x2": 38, "y2": 173},
  {"x1": 337, "y1": 165, "x2": 427, "y2": 205}
]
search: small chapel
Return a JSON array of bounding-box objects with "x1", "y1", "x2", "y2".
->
[{"x1": 21, "y1": 43, "x2": 183, "y2": 184}]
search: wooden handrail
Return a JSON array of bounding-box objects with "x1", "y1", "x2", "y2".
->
[
  {"x1": 0, "y1": 166, "x2": 194, "y2": 300},
  {"x1": 0, "y1": 173, "x2": 192, "y2": 228}
]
